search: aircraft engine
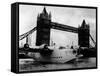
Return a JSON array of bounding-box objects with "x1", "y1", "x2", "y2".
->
[
  {"x1": 40, "y1": 45, "x2": 53, "y2": 56},
  {"x1": 24, "y1": 43, "x2": 29, "y2": 49}
]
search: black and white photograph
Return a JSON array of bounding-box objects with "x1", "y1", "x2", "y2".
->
[{"x1": 11, "y1": 2, "x2": 97, "y2": 73}]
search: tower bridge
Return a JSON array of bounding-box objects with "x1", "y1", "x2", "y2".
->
[{"x1": 19, "y1": 7, "x2": 95, "y2": 48}]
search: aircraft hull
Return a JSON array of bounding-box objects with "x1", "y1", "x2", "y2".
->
[{"x1": 29, "y1": 48, "x2": 77, "y2": 63}]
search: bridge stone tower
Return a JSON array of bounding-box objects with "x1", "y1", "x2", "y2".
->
[
  {"x1": 36, "y1": 7, "x2": 51, "y2": 46},
  {"x1": 78, "y1": 20, "x2": 90, "y2": 48}
]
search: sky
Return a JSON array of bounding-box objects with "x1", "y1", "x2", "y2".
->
[{"x1": 19, "y1": 5, "x2": 96, "y2": 47}]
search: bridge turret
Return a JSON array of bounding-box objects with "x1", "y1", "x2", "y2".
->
[
  {"x1": 38, "y1": 7, "x2": 51, "y2": 21},
  {"x1": 81, "y1": 19, "x2": 89, "y2": 29},
  {"x1": 78, "y1": 19, "x2": 90, "y2": 48}
]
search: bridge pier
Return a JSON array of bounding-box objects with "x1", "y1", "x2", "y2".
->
[
  {"x1": 36, "y1": 7, "x2": 51, "y2": 46},
  {"x1": 78, "y1": 20, "x2": 90, "y2": 48}
]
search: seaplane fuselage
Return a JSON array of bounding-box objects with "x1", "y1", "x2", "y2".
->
[{"x1": 26, "y1": 45, "x2": 78, "y2": 63}]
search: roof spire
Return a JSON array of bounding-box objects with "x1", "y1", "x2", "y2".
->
[
  {"x1": 43, "y1": 6, "x2": 47, "y2": 14},
  {"x1": 49, "y1": 12, "x2": 51, "y2": 19},
  {"x1": 82, "y1": 19, "x2": 86, "y2": 25},
  {"x1": 81, "y1": 19, "x2": 86, "y2": 28}
]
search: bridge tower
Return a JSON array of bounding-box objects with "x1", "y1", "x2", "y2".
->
[
  {"x1": 36, "y1": 7, "x2": 51, "y2": 46},
  {"x1": 78, "y1": 20, "x2": 90, "y2": 48}
]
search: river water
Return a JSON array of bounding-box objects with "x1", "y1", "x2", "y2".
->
[{"x1": 19, "y1": 57, "x2": 96, "y2": 72}]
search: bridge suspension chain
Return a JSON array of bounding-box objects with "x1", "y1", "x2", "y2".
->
[
  {"x1": 89, "y1": 33, "x2": 96, "y2": 47},
  {"x1": 19, "y1": 27, "x2": 37, "y2": 40}
]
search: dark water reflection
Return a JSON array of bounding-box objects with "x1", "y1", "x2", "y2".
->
[{"x1": 19, "y1": 57, "x2": 96, "y2": 72}]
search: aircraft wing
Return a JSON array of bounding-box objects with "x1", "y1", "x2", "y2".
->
[
  {"x1": 19, "y1": 47, "x2": 41, "y2": 52},
  {"x1": 19, "y1": 47, "x2": 53, "y2": 53}
]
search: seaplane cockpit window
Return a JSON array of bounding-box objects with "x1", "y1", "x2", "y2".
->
[{"x1": 59, "y1": 46, "x2": 66, "y2": 49}]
